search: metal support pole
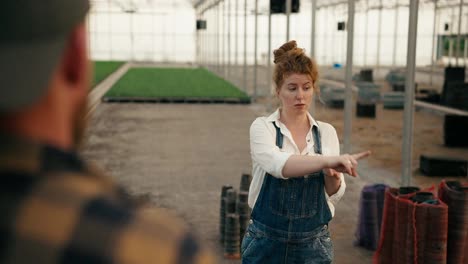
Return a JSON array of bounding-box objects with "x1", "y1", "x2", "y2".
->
[
  {"x1": 401, "y1": 0, "x2": 419, "y2": 186},
  {"x1": 450, "y1": 7, "x2": 455, "y2": 65},
  {"x1": 267, "y1": 3, "x2": 272, "y2": 99},
  {"x1": 376, "y1": 0, "x2": 383, "y2": 69},
  {"x1": 201, "y1": 9, "x2": 204, "y2": 67},
  {"x1": 333, "y1": 6, "x2": 337, "y2": 63},
  {"x1": 465, "y1": 13, "x2": 468, "y2": 65},
  {"x1": 212, "y1": 5, "x2": 215, "y2": 68},
  {"x1": 341, "y1": 6, "x2": 346, "y2": 64},
  {"x1": 457, "y1": 0, "x2": 464, "y2": 65},
  {"x1": 254, "y1": 0, "x2": 258, "y2": 100},
  {"x1": 243, "y1": 0, "x2": 247, "y2": 92},
  {"x1": 430, "y1": 1, "x2": 438, "y2": 85},
  {"x1": 222, "y1": 0, "x2": 226, "y2": 77},
  {"x1": 286, "y1": 0, "x2": 292, "y2": 41},
  {"x1": 311, "y1": 0, "x2": 317, "y2": 58},
  {"x1": 310, "y1": 0, "x2": 317, "y2": 115},
  {"x1": 208, "y1": 8, "x2": 211, "y2": 68},
  {"x1": 108, "y1": 0, "x2": 112, "y2": 59},
  {"x1": 464, "y1": 38, "x2": 468, "y2": 64},
  {"x1": 364, "y1": 0, "x2": 369, "y2": 66},
  {"x1": 344, "y1": 0, "x2": 355, "y2": 154},
  {"x1": 228, "y1": 0, "x2": 231, "y2": 80},
  {"x1": 438, "y1": 31, "x2": 443, "y2": 63},
  {"x1": 201, "y1": 11, "x2": 209, "y2": 68},
  {"x1": 217, "y1": 2, "x2": 221, "y2": 73},
  {"x1": 235, "y1": 0, "x2": 239, "y2": 67},
  {"x1": 87, "y1": 8, "x2": 91, "y2": 58},
  {"x1": 196, "y1": 19, "x2": 200, "y2": 66},
  {"x1": 130, "y1": 12, "x2": 134, "y2": 61},
  {"x1": 151, "y1": 9, "x2": 155, "y2": 61},
  {"x1": 392, "y1": 4, "x2": 399, "y2": 66},
  {"x1": 324, "y1": 7, "x2": 329, "y2": 64},
  {"x1": 449, "y1": 38, "x2": 454, "y2": 62}
]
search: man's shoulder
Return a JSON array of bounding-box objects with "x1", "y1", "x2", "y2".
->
[{"x1": 1, "y1": 169, "x2": 215, "y2": 264}]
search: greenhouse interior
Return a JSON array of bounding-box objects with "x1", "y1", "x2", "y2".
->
[{"x1": 3, "y1": 0, "x2": 467, "y2": 263}]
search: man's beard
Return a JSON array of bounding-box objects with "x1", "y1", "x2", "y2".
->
[{"x1": 72, "y1": 99, "x2": 89, "y2": 150}]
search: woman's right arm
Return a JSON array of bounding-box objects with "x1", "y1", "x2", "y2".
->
[
  {"x1": 282, "y1": 151, "x2": 370, "y2": 178},
  {"x1": 282, "y1": 155, "x2": 337, "y2": 178},
  {"x1": 250, "y1": 118, "x2": 293, "y2": 179},
  {"x1": 250, "y1": 119, "x2": 370, "y2": 179}
]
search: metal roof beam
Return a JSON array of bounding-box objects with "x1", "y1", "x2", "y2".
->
[
  {"x1": 437, "y1": 2, "x2": 468, "y2": 9},
  {"x1": 317, "y1": 1, "x2": 348, "y2": 9},
  {"x1": 197, "y1": 0, "x2": 222, "y2": 15}
]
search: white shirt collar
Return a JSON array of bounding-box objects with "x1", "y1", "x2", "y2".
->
[{"x1": 266, "y1": 108, "x2": 319, "y2": 128}]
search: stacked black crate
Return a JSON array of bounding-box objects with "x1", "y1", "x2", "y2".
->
[
  {"x1": 441, "y1": 67, "x2": 467, "y2": 149},
  {"x1": 442, "y1": 67, "x2": 468, "y2": 148},
  {"x1": 356, "y1": 82, "x2": 379, "y2": 118},
  {"x1": 360, "y1": 69, "x2": 373, "y2": 82},
  {"x1": 444, "y1": 114, "x2": 468, "y2": 147},
  {"x1": 240, "y1": 173, "x2": 252, "y2": 192},
  {"x1": 419, "y1": 155, "x2": 467, "y2": 177},
  {"x1": 224, "y1": 189, "x2": 240, "y2": 259},
  {"x1": 442, "y1": 66, "x2": 465, "y2": 107},
  {"x1": 443, "y1": 82, "x2": 468, "y2": 111},
  {"x1": 238, "y1": 173, "x2": 252, "y2": 241},
  {"x1": 237, "y1": 191, "x2": 251, "y2": 239},
  {"x1": 219, "y1": 185, "x2": 233, "y2": 244}
]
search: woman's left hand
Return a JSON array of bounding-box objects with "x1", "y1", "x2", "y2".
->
[{"x1": 323, "y1": 168, "x2": 341, "y2": 178}]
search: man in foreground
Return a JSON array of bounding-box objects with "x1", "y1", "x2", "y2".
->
[{"x1": 0, "y1": 1, "x2": 214, "y2": 263}]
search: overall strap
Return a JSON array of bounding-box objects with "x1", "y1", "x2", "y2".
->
[
  {"x1": 273, "y1": 122, "x2": 322, "y2": 153},
  {"x1": 312, "y1": 125, "x2": 322, "y2": 154},
  {"x1": 272, "y1": 122, "x2": 283, "y2": 148}
]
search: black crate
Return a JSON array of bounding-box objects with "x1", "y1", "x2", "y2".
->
[
  {"x1": 442, "y1": 66, "x2": 465, "y2": 105},
  {"x1": 443, "y1": 82, "x2": 468, "y2": 111},
  {"x1": 420, "y1": 155, "x2": 467, "y2": 177},
  {"x1": 392, "y1": 83, "x2": 405, "y2": 92},
  {"x1": 444, "y1": 66, "x2": 465, "y2": 83},
  {"x1": 356, "y1": 103, "x2": 376, "y2": 118},
  {"x1": 416, "y1": 90, "x2": 440, "y2": 104},
  {"x1": 360, "y1": 69, "x2": 373, "y2": 82},
  {"x1": 196, "y1": 19, "x2": 207, "y2": 30},
  {"x1": 270, "y1": 0, "x2": 300, "y2": 14},
  {"x1": 444, "y1": 115, "x2": 468, "y2": 147},
  {"x1": 337, "y1": 21, "x2": 345, "y2": 31}
]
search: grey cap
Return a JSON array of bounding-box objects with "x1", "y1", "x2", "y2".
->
[{"x1": 0, "y1": 0, "x2": 90, "y2": 112}]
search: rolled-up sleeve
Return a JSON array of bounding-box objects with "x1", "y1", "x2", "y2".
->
[
  {"x1": 250, "y1": 119, "x2": 292, "y2": 179},
  {"x1": 322, "y1": 123, "x2": 346, "y2": 206}
]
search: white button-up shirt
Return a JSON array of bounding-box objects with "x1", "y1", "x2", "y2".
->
[{"x1": 249, "y1": 109, "x2": 346, "y2": 217}]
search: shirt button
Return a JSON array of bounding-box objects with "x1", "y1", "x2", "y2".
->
[{"x1": 249, "y1": 219, "x2": 253, "y2": 224}]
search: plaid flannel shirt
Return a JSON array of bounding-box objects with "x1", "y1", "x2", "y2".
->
[{"x1": 0, "y1": 133, "x2": 215, "y2": 264}]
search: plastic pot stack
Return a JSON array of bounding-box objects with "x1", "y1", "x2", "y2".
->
[
  {"x1": 374, "y1": 185, "x2": 449, "y2": 264},
  {"x1": 410, "y1": 192, "x2": 448, "y2": 264},
  {"x1": 224, "y1": 214, "x2": 241, "y2": 259},
  {"x1": 374, "y1": 188, "x2": 399, "y2": 264},
  {"x1": 375, "y1": 187, "x2": 421, "y2": 263},
  {"x1": 438, "y1": 180, "x2": 468, "y2": 264},
  {"x1": 237, "y1": 191, "x2": 251, "y2": 238},
  {"x1": 219, "y1": 174, "x2": 254, "y2": 259},
  {"x1": 224, "y1": 189, "x2": 240, "y2": 259},
  {"x1": 355, "y1": 184, "x2": 388, "y2": 250},
  {"x1": 240, "y1": 173, "x2": 252, "y2": 192},
  {"x1": 219, "y1": 185, "x2": 233, "y2": 244}
]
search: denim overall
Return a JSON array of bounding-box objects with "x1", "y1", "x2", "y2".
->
[{"x1": 242, "y1": 122, "x2": 333, "y2": 264}]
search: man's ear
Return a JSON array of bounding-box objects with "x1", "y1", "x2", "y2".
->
[{"x1": 60, "y1": 24, "x2": 88, "y2": 85}]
